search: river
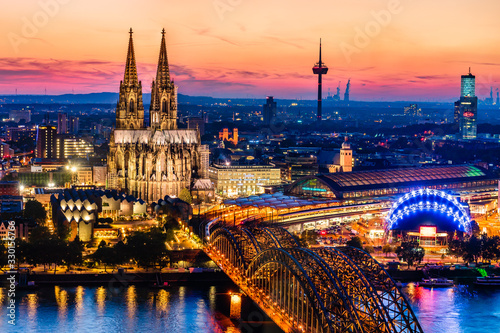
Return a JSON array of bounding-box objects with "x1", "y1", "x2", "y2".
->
[{"x1": 0, "y1": 283, "x2": 499, "y2": 332}]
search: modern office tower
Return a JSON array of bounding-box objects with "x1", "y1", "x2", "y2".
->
[
  {"x1": 69, "y1": 116, "x2": 79, "y2": 134},
  {"x1": 55, "y1": 135, "x2": 94, "y2": 159},
  {"x1": 36, "y1": 125, "x2": 57, "y2": 158},
  {"x1": 263, "y1": 96, "x2": 277, "y2": 126},
  {"x1": 458, "y1": 97, "x2": 478, "y2": 139},
  {"x1": 461, "y1": 68, "x2": 475, "y2": 97},
  {"x1": 456, "y1": 69, "x2": 477, "y2": 139},
  {"x1": 344, "y1": 79, "x2": 350, "y2": 102},
  {"x1": 5, "y1": 126, "x2": 36, "y2": 141},
  {"x1": 57, "y1": 113, "x2": 68, "y2": 134},
  {"x1": 312, "y1": 39, "x2": 328, "y2": 121},
  {"x1": 496, "y1": 89, "x2": 499, "y2": 105}
]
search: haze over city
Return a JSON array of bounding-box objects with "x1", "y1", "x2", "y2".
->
[{"x1": 2, "y1": 0, "x2": 500, "y2": 101}]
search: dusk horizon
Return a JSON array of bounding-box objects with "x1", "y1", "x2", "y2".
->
[{"x1": 2, "y1": 1, "x2": 500, "y2": 101}]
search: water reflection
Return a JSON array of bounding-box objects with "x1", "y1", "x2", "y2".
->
[
  {"x1": 54, "y1": 285, "x2": 68, "y2": 320},
  {"x1": 96, "y1": 286, "x2": 106, "y2": 314},
  {"x1": 26, "y1": 293, "x2": 38, "y2": 320},
  {"x1": 75, "y1": 285, "x2": 84, "y2": 314},
  {"x1": 403, "y1": 284, "x2": 500, "y2": 333}
]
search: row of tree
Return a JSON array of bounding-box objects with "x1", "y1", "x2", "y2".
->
[
  {"x1": 0, "y1": 226, "x2": 84, "y2": 273},
  {"x1": 449, "y1": 235, "x2": 500, "y2": 264},
  {"x1": 0, "y1": 225, "x2": 174, "y2": 273},
  {"x1": 92, "y1": 227, "x2": 169, "y2": 271}
]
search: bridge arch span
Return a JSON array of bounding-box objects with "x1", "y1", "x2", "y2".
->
[{"x1": 247, "y1": 248, "x2": 338, "y2": 333}]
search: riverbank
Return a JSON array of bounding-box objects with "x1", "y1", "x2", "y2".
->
[{"x1": 389, "y1": 266, "x2": 500, "y2": 283}]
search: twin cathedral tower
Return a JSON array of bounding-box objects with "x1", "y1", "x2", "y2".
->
[{"x1": 107, "y1": 29, "x2": 201, "y2": 202}]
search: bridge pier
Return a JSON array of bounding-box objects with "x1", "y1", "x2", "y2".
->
[{"x1": 229, "y1": 292, "x2": 242, "y2": 319}]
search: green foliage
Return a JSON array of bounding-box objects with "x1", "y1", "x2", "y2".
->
[
  {"x1": 25, "y1": 225, "x2": 66, "y2": 272},
  {"x1": 346, "y1": 236, "x2": 363, "y2": 249},
  {"x1": 296, "y1": 230, "x2": 318, "y2": 247},
  {"x1": 395, "y1": 241, "x2": 425, "y2": 267},
  {"x1": 364, "y1": 245, "x2": 375, "y2": 254},
  {"x1": 179, "y1": 188, "x2": 193, "y2": 204},
  {"x1": 23, "y1": 200, "x2": 46, "y2": 224},
  {"x1": 382, "y1": 244, "x2": 393, "y2": 257},
  {"x1": 64, "y1": 237, "x2": 84, "y2": 270},
  {"x1": 126, "y1": 227, "x2": 170, "y2": 270},
  {"x1": 450, "y1": 235, "x2": 500, "y2": 264},
  {"x1": 91, "y1": 241, "x2": 118, "y2": 272}
]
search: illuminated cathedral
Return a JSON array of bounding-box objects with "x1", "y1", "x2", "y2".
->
[{"x1": 107, "y1": 29, "x2": 201, "y2": 202}]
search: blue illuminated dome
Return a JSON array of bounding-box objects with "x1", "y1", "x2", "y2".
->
[{"x1": 386, "y1": 188, "x2": 471, "y2": 234}]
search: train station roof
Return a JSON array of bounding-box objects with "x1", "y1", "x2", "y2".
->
[
  {"x1": 223, "y1": 192, "x2": 335, "y2": 209},
  {"x1": 286, "y1": 165, "x2": 497, "y2": 199}
]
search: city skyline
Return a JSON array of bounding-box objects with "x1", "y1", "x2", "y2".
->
[{"x1": 2, "y1": 0, "x2": 500, "y2": 101}]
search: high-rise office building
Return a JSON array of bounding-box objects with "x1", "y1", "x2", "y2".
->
[
  {"x1": 461, "y1": 69, "x2": 475, "y2": 98},
  {"x1": 456, "y1": 69, "x2": 477, "y2": 140},
  {"x1": 57, "y1": 113, "x2": 68, "y2": 134},
  {"x1": 55, "y1": 135, "x2": 94, "y2": 159},
  {"x1": 69, "y1": 116, "x2": 79, "y2": 134},
  {"x1": 263, "y1": 96, "x2": 277, "y2": 126},
  {"x1": 36, "y1": 125, "x2": 57, "y2": 158}
]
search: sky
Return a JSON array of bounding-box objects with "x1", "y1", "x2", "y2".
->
[{"x1": 1, "y1": 0, "x2": 500, "y2": 101}]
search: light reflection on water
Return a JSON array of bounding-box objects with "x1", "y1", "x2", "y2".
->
[
  {"x1": 0, "y1": 285, "x2": 236, "y2": 333},
  {"x1": 402, "y1": 283, "x2": 500, "y2": 333},
  {"x1": 3, "y1": 284, "x2": 498, "y2": 333}
]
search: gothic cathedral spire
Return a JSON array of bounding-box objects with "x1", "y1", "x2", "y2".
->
[
  {"x1": 150, "y1": 28, "x2": 177, "y2": 130},
  {"x1": 116, "y1": 28, "x2": 145, "y2": 129}
]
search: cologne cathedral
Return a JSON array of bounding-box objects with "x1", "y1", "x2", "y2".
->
[{"x1": 107, "y1": 29, "x2": 201, "y2": 202}]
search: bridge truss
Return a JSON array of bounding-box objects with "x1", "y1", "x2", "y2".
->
[{"x1": 206, "y1": 225, "x2": 423, "y2": 333}]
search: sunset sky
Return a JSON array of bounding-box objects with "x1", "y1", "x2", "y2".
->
[{"x1": 2, "y1": 0, "x2": 500, "y2": 101}]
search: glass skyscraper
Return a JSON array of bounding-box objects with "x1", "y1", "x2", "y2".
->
[
  {"x1": 457, "y1": 69, "x2": 477, "y2": 139},
  {"x1": 461, "y1": 70, "x2": 475, "y2": 97}
]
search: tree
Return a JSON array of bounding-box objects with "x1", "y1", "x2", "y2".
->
[
  {"x1": 126, "y1": 227, "x2": 169, "y2": 270},
  {"x1": 462, "y1": 235, "x2": 482, "y2": 264},
  {"x1": 91, "y1": 241, "x2": 117, "y2": 272},
  {"x1": 64, "y1": 236, "x2": 84, "y2": 271},
  {"x1": 179, "y1": 188, "x2": 193, "y2": 204},
  {"x1": 382, "y1": 244, "x2": 393, "y2": 257},
  {"x1": 23, "y1": 200, "x2": 46, "y2": 224},
  {"x1": 346, "y1": 236, "x2": 363, "y2": 249},
  {"x1": 448, "y1": 239, "x2": 463, "y2": 263},
  {"x1": 395, "y1": 241, "x2": 425, "y2": 267},
  {"x1": 364, "y1": 245, "x2": 375, "y2": 254}
]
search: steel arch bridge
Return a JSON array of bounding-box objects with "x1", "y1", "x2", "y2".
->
[
  {"x1": 206, "y1": 225, "x2": 423, "y2": 333},
  {"x1": 385, "y1": 188, "x2": 471, "y2": 234}
]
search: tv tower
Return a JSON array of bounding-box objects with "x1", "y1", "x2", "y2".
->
[{"x1": 312, "y1": 39, "x2": 328, "y2": 121}]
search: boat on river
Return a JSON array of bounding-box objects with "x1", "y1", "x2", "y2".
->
[
  {"x1": 475, "y1": 275, "x2": 500, "y2": 287},
  {"x1": 417, "y1": 278, "x2": 454, "y2": 287}
]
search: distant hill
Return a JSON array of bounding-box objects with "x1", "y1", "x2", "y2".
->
[{"x1": 0, "y1": 92, "x2": 457, "y2": 108}]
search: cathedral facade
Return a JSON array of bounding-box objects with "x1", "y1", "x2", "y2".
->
[{"x1": 107, "y1": 29, "x2": 201, "y2": 202}]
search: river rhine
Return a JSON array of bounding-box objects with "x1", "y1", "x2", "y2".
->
[{"x1": 0, "y1": 283, "x2": 499, "y2": 333}]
